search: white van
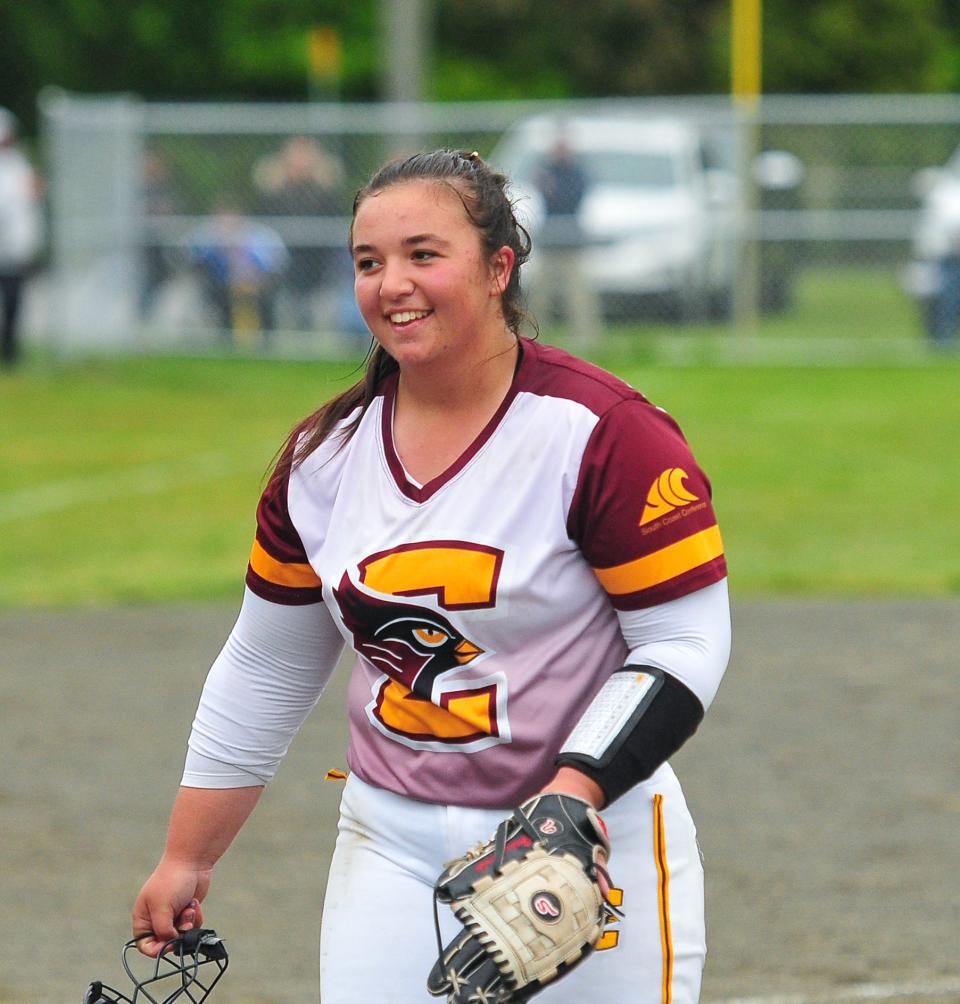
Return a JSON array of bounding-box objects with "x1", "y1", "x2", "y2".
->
[{"x1": 490, "y1": 113, "x2": 740, "y2": 321}]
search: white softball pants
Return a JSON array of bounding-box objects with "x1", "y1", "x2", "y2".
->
[{"x1": 319, "y1": 769, "x2": 705, "y2": 1003}]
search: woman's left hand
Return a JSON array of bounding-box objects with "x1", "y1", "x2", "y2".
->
[{"x1": 538, "y1": 767, "x2": 611, "y2": 896}]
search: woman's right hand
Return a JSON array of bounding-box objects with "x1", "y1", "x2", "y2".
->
[
  {"x1": 130, "y1": 784, "x2": 263, "y2": 956},
  {"x1": 131, "y1": 857, "x2": 211, "y2": 957}
]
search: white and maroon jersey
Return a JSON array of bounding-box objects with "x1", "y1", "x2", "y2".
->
[{"x1": 246, "y1": 339, "x2": 726, "y2": 807}]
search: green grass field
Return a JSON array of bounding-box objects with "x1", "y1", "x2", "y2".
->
[{"x1": 2, "y1": 334, "x2": 958, "y2": 607}]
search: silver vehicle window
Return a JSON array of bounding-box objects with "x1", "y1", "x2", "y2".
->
[{"x1": 512, "y1": 150, "x2": 678, "y2": 189}]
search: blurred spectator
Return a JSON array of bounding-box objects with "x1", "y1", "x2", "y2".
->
[
  {"x1": 139, "y1": 149, "x2": 184, "y2": 320},
  {"x1": 930, "y1": 224, "x2": 960, "y2": 349},
  {"x1": 254, "y1": 136, "x2": 345, "y2": 330},
  {"x1": 188, "y1": 195, "x2": 288, "y2": 344},
  {"x1": 753, "y1": 149, "x2": 805, "y2": 315},
  {"x1": 531, "y1": 136, "x2": 600, "y2": 344},
  {"x1": 0, "y1": 108, "x2": 43, "y2": 369}
]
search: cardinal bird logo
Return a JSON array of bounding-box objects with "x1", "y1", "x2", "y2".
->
[{"x1": 333, "y1": 571, "x2": 484, "y2": 700}]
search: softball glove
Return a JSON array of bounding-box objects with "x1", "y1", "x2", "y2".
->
[{"x1": 427, "y1": 792, "x2": 614, "y2": 1003}]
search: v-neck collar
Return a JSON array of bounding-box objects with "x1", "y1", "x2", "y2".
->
[{"x1": 379, "y1": 341, "x2": 529, "y2": 503}]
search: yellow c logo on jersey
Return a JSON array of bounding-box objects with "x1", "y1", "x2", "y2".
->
[
  {"x1": 333, "y1": 541, "x2": 510, "y2": 753},
  {"x1": 639, "y1": 467, "x2": 700, "y2": 526}
]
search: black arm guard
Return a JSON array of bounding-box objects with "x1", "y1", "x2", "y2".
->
[{"x1": 555, "y1": 667, "x2": 705, "y2": 805}]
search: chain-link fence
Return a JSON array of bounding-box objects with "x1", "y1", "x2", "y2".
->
[{"x1": 36, "y1": 91, "x2": 960, "y2": 357}]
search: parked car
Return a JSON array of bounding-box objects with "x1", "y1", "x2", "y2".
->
[
  {"x1": 492, "y1": 113, "x2": 808, "y2": 323},
  {"x1": 490, "y1": 113, "x2": 740, "y2": 321}
]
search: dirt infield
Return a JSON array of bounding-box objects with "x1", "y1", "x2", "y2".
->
[{"x1": 2, "y1": 600, "x2": 958, "y2": 1003}]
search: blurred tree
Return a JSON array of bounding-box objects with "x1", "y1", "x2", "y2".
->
[
  {"x1": 933, "y1": 0, "x2": 960, "y2": 90},
  {"x1": 0, "y1": 0, "x2": 381, "y2": 133},
  {"x1": 433, "y1": 0, "x2": 960, "y2": 99},
  {"x1": 432, "y1": 0, "x2": 726, "y2": 100},
  {"x1": 1, "y1": 0, "x2": 959, "y2": 137},
  {"x1": 761, "y1": 0, "x2": 956, "y2": 93}
]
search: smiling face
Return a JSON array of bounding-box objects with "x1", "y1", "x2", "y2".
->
[{"x1": 351, "y1": 180, "x2": 515, "y2": 371}]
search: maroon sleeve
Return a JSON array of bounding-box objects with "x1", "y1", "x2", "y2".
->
[
  {"x1": 245, "y1": 452, "x2": 324, "y2": 606},
  {"x1": 568, "y1": 399, "x2": 727, "y2": 609}
]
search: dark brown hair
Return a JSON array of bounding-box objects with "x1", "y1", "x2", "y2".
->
[{"x1": 272, "y1": 149, "x2": 533, "y2": 482}]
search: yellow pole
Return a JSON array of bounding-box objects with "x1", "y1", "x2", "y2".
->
[
  {"x1": 308, "y1": 25, "x2": 342, "y2": 101},
  {"x1": 731, "y1": 0, "x2": 762, "y2": 332},
  {"x1": 732, "y1": 0, "x2": 762, "y2": 107}
]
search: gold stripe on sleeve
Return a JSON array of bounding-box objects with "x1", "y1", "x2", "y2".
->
[
  {"x1": 249, "y1": 538, "x2": 322, "y2": 589},
  {"x1": 593, "y1": 524, "x2": 724, "y2": 596},
  {"x1": 654, "y1": 793, "x2": 674, "y2": 1004}
]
